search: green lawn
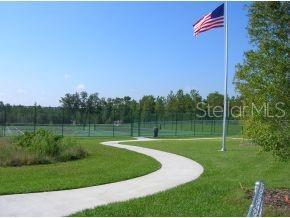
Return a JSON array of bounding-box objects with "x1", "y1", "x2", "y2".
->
[
  {"x1": 0, "y1": 137, "x2": 160, "y2": 195},
  {"x1": 73, "y1": 138, "x2": 290, "y2": 217}
]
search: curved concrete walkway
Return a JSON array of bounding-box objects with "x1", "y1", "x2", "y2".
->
[{"x1": 0, "y1": 137, "x2": 204, "y2": 217}]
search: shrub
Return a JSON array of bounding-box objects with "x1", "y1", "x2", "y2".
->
[
  {"x1": 245, "y1": 119, "x2": 289, "y2": 161},
  {"x1": 0, "y1": 129, "x2": 87, "y2": 167},
  {"x1": 58, "y1": 146, "x2": 88, "y2": 162},
  {"x1": 57, "y1": 137, "x2": 88, "y2": 161},
  {"x1": 14, "y1": 129, "x2": 61, "y2": 156}
]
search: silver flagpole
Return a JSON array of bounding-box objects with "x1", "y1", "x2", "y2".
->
[{"x1": 221, "y1": 1, "x2": 228, "y2": 152}]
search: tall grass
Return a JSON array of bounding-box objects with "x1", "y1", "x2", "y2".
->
[{"x1": 0, "y1": 129, "x2": 87, "y2": 167}]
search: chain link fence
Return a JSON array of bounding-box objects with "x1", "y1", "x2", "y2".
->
[{"x1": 0, "y1": 105, "x2": 243, "y2": 137}]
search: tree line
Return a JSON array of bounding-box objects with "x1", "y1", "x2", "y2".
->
[{"x1": 0, "y1": 89, "x2": 242, "y2": 125}]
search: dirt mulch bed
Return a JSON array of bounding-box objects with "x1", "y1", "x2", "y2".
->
[{"x1": 246, "y1": 188, "x2": 290, "y2": 210}]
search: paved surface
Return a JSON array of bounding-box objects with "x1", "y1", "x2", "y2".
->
[{"x1": 0, "y1": 138, "x2": 204, "y2": 217}]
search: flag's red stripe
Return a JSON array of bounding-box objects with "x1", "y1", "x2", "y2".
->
[
  {"x1": 199, "y1": 17, "x2": 223, "y2": 27},
  {"x1": 199, "y1": 24, "x2": 224, "y2": 32},
  {"x1": 193, "y1": 13, "x2": 208, "y2": 26},
  {"x1": 194, "y1": 16, "x2": 224, "y2": 29},
  {"x1": 193, "y1": 14, "x2": 224, "y2": 35},
  {"x1": 196, "y1": 24, "x2": 224, "y2": 35},
  {"x1": 194, "y1": 23, "x2": 224, "y2": 35},
  {"x1": 195, "y1": 24, "x2": 224, "y2": 35},
  {"x1": 197, "y1": 19, "x2": 224, "y2": 31},
  {"x1": 194, "y1": 22, "x2": 224, "y2": 35},
  {"x1": 194, "y1": 18, "x2": 224, "y2": 32},
  {"x1": 194, "y1": 17, "x2": 223, "y2": 32},
  {"x1": 194, "y1": 13, "x2": 211, "y2": 29}
]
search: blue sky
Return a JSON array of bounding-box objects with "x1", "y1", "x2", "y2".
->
[{"x1": 0, "y1": 2, "x2": 251, "y2": 106}]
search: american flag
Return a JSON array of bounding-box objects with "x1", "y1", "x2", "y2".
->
[{"x1": 193, "y1": 4, "x2": 224, "y2": 36}]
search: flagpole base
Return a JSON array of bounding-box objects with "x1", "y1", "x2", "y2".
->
[{"x1": 219, "y1": 146, "x2": 226, "y2": 152}]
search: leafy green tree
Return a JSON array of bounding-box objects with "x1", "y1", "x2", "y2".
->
[
  {"x1": 206, "y1": 92, "x2": 224, "y2": 118},
  {"x1": 234, "y1": 2, "x2": 289, "y2": 160},
  {"x1": 121, "y1": 96, "x2": 134, "y2": 122},
  {"x1": 59, "y1": 92, "x2": 81, "y2": 123},
  {"x1": 228, "y1": 96, "x2": 243, "y2": 119},
  {"x1": 175, "y1": 89, "x2": 186, "y2": 113},
  {"x1": 140, "y1": 95, "x2": 156, "y2": 121},
  {"x1": 103, "y1": 98, "x2": 113, "y2": 123},
  {"x1": 155, "y1": 96, "x2": 165, "y2": 113},
  {"x1": 155, "y1": 96, "x2": 166, "y2": 120},
  {"x1": 189, "y1": 89, "x2": 203, "y2": 118},
  {"x1": 206, "y1": 92, "x2": 224, "y2": 107},
  {"x1": 183, "y1": 93, "x2": 193, "y2": 112},
  {"x1": 166, "y1": 91, "x2": 177, "y2": 113},
  {"x1": 189, "y1": 89, "x2": 202, "y2": 105}
]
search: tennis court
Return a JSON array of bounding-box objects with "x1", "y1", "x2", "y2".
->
[{"x1": 1, "y1": 119, "x2": 243, "y2": 137}]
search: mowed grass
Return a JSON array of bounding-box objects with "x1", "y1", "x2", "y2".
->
[
  {"x1": 0, "y1": 137, "x2": 160, "y2": 195},
  {"x1": 74, "y1": 138, "x2": 290, "y2": 217}
]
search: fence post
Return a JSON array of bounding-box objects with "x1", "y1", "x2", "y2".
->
[
  {"x1": 211, "y1": 119, "x2": 213, "y2": 135},
  {"x1": 241, "y1": 123, "x2": 244, "y2": 135},
  {"x1": 113, "y1": 109, "x2": 115, "y2": 137},
  {"x1": 181, "y1": 113, "x2": 183, "y2": 132},
  {"x1": 62, "y1": 107, "x2": 64, "y2": 137},
  {"x1": 193, "y1": 112, "x2": 196, "y2": 136},
  {"x1": 130, "y1": 109, "x2": 133, "y2": 137},
  {"x1": 3, "y1": 104, "x2": 6, "y2": 137},
  {"x1": 138, "y1": 109, "x2": 141, "y2": 136},
  {"x1": 88, "y1": 111, "x2": 91, "y2": 137},
  {"x1": 33, "y1": 103, "x2": 37, "y2": 132},
  {"x1": 247, "y1": 181, "x2": 265, "y2": 217},
  {"x1": 171, "y1": 113, "x2": 174, "y2": 130},
  {"x1": 190, "y1": 112, "x2": 193, "y2": 131},
  {"x1": 175, "y1": 112, "x2": 177, "y2": 136},
  {"x1": 4, "y1": 105, "x2": 6, "y2": 136},
  {"x1": 95, "y1": 111, "x2": 99, "y2": 131},
  {"x1": 201, "y1": 119, "x2": 204, "y2": 135}
]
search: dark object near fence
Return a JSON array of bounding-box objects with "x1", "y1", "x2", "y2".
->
[
  {"x1": 153, "y1": 127, "x2": 159, "y2": 137},
  {"x1": 247, "y1": 181, "x2": 265, "y2": 217}
]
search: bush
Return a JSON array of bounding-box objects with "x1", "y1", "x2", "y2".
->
[
  {"x1": 57, "y1": 137, "x2": 87, "y2": 161},
  {"x1": 0, "y1": 129, "x2": 87, "y2": 167},
  {"x1": 58, "y1": 146, "x2": 87, "y2": 162},
  {"x1": 14, "y1": 129, "x2": 61, "y2": 156},
  {"x1": 245, "y1": 119, "x2": 289, "y2": 161}
]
